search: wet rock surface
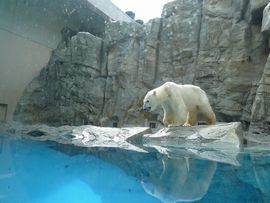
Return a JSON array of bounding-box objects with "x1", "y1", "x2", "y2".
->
[
  {"x1": 143, "y1": 122, "x2": 243, "y2": 166},
  {"x1": 0, "y1": 121, "x2": 150, "y2": 152},
  {"x1": 143, "y1": 122, "x2": 243, "y2": 147},
  {"x1": 0, "y1": 121, "x2": 244, "y2": 165}
]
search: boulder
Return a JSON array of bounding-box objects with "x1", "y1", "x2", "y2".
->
[
  {"x1": 143, "y1": 122, "x2": 243, "y2": 165},
  {"x1": 143, "y1": 122, "x2": 243, "y2": 147}
]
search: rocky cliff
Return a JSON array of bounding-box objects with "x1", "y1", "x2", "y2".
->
[{"x1": 14, "y1": 0, "x2": 270, "y2": 135}]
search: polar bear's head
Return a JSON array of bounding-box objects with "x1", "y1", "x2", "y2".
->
[{"x1": 143, "y1": 90, "x2": 158, "y2": 112}]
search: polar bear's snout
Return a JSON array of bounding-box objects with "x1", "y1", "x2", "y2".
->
[
  {"x1": 143, "y1": 101, "x2": 152, "y2": 112},
  {"x1": 143, "y1": 106, "x2": 151, "y2": 112}
]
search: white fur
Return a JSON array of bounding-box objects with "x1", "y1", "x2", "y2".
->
[{"x1": 143, "y1": 82, "x2": 216, "y2": 127}]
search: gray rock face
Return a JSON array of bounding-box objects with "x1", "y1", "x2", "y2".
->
[
  {"x1": 14, "y1": 0, "x2": 270, "y2": 134},
  {"x1": 14, "y1": 32, "x2": 107, "y2": 126},
  {"x1": 197, "y1": 0, "x2": 268, "y2": 124},
  {"x1": 243, "y1": 0, "x2": 270, "y2": 26},
  {"x1": 158, "y1": 0, "x2": 201, "y2": 84},
  {"x1": 247, "y1": 2, "x2": 270, "y2": 136},
  {"x1": 250, "y1": 0, "x2": 270, "y2": 12},
  {"x1": 102, "y1": 22, "x2": 148, "y2": 126},
  {"x1": 262, "y1": 3, "x2": 270, "y2": 35},
  {"x1": 249, "y1": 54, "x2": 270, "y2": 135}
]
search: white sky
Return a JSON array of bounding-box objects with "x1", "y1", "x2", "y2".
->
[{"x1": 110, "y1": 0, "x2": 173, "y2": 22}]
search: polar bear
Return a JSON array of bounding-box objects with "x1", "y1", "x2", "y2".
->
[{"x1": 143, "y1": 82, "x2": 216, "y2": 127}]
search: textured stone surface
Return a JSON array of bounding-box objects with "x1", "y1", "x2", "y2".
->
[
  {"x1": 143, "y1": 122, "x2": 243, "y2": 165},
  {"x1": 101, "y1": 21, "x2": 148, "y2": 126},
  {"x1": 0, "y1": 121, "x2": 150, "y2": 152},
  {"x1": 158, "y1": 0, "x2": 201, "y2": 84},
  {"x1": 250, "y1": 0, "x2": 270, "y2": 12},
  {"x1": 249, "y1": 54, "x2": 270, "y2": 135},
  {"x1": 143, "y1": 122, "x2": 243, "y2": 147},
  {"x1": 262, "y1": 3, "x2": 270, "y2": 35},
  {"x1": 0, "y1": 121, "x2": 243, "y2": 164},
  {"x1": 14, "y1": 32, "x2": 107, "y2": 126},
  {"x1": 13, "y1": 0, "x2": 270, "y2": 134},
  {"x1": 249, "y1": 0, "x2": 270, "y2": 24}
]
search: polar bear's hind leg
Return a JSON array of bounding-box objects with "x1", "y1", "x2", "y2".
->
[
  {"x1": 206, "y1": 111, "x2": 216, "y2": 125},
  {"x1": 199, "y1": 105, "x2": 216, "y2": 125}
]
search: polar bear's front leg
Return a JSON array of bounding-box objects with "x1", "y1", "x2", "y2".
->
[
  {"x1": 164, "y1": 114, "x2": 185, "y2": 127},
  {"x1": 163, "y1": 117, "x2": 183, "y2": 127},
  {"x1": 183, "y1": 111, "x2": 197, "y2": 126},
  {"x1": 163, "y1": 120, "x2": 169, "y2": 127}
]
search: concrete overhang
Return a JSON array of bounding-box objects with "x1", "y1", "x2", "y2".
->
[{"x1": 0, "y1": 0, "x2": 133, "y2": 48}]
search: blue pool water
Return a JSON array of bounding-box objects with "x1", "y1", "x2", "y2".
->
[
  {"x1": 1, "y1": 134, "x2": 270, "y2": 203},
  {"x1": 0, "y1": 135, "x2": 160, "y2": 203}
]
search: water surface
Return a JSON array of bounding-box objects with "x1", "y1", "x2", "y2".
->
[{"x1": 0, "y1": 134, "x2": 270, "y2": 203}]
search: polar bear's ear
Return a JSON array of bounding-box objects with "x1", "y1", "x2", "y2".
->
[{"x1": 153, "y1": 91, "x2": 156, "y2": 96}]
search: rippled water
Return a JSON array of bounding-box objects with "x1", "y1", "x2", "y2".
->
[{"x1": 0, "y1": 134, "x2": 269, "y2": 203}]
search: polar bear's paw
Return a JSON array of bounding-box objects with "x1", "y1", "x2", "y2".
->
[
  {"x1": 183, "y1": 122, "x2": 192, "y2": 127},
  {"x1": 168, "y1": 122, "x2": 185, "y2": 128}
]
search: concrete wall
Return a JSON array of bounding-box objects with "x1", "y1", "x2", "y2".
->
[
  {"x1": 89, "y1": 0, "x2": 133, "y2": 22},
  {"x1": 0, "y1": 1, "x2": 91, "y2": 50},
  {"x1": 0, "y1": 29, "x2": 52, "y2": 121},
  {"x1": 0, "y1": 0, "x2": 67, "y2": 121}
]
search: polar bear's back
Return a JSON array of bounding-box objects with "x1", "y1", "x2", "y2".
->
[{"x1": 163, "y1": 82, "x2": 209, "y2": 110}]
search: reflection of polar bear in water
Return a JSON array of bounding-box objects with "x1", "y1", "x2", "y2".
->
[
  {"x1": 142, "y1": 157, "x2": 217, "y2": 203},
  {"x1": 143, "y1": 82, "x2": 216, "y2": 127}
]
